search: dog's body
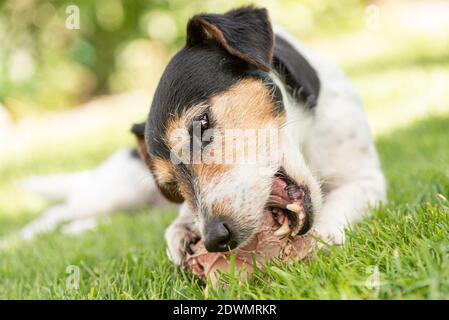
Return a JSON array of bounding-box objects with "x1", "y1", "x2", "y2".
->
[{"x1": 16, "y1": 7, "x2": 386, "y2": 266}]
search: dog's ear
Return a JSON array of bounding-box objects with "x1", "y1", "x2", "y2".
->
[
  {"x1": 131, "y1": 122, "x2": 152, "y2": 169},
  {"x1": 272, "y1": 36, "x2": 320, "y2": 108},
  {"x1": 131, "y1": 122, "x2": 184, "y2": 204},
  {"x1": 187, "y1": 6, "x2": 274, "y2": 72}
]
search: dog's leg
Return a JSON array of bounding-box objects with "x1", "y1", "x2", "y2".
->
[
  {"x1": 313, "y1": 169, "x2": 386, "y2": 245},
  {"x1": 18, "y1": 149, "x2": 166, "y2": 241},
  {"x1": 165, "y1": 203, "x2": 200, "y2": 266},
  {"x1": 21, "y1": 171, "x2": 91, "y2": 202},
  {"x1": 61, "y1": 218, "x2": 99, "y2": 235},
  {"x1": 19, "y1": 204, "x2": 75, "y2": 241}
]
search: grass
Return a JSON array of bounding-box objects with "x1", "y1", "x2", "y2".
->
[
  {"x1": 1, "y1": 24, "x2": 449, "y2": 299},
  {"x1": 1, "y1": 115, "x2": 449, "y2": 299}
]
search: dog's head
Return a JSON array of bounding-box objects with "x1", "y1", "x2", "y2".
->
[{"x1": 133, "y1": 7, "x2": 322, "y2": 252}]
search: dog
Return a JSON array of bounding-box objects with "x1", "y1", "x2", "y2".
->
[{"x1": 17, "y1": 7, "x2": 386, "y2": 266}]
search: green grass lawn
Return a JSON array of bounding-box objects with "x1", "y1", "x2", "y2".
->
[
  {"x1": 1, "y1": 33, "x2": 449, "y2": 299},
  {"x1": 1, "y1": 115, "x2": 448, "y2": 299}
]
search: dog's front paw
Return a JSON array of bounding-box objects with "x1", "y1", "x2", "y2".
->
[
  {"x1": 312, "y1": 223, "x2": 345, "y2": 246},
  {"x1": 165, "y1": 222, "x2": 200, "y2": 266}
]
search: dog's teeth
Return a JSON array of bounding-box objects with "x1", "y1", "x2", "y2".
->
[
  {"x1": 291, "y1": 218, "x2": 305, "y2": 237},
  {"x1": 274, "y1": 218, "x2": 290, "y2": 237},
  {"x1": 299, "y1": 212, "x2": 306, "y2": 220},
  {"x1": 286, "y1": 203, "x2": 301, "y2": 213}
]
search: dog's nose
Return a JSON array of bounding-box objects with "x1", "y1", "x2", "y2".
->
[{"x1": 204, "y1": 221, "x2": 237, "y2": 252}]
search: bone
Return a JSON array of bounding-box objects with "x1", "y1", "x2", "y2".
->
[
  {"x1": 273, "y1": 217, "x2": 291, "y2": 237},
  {"x1": 286, "y1": 203, "x2": 301, "y2": 213},
  {"x1": 183, "y1": 211, "x2": 314, "y2": 286}
]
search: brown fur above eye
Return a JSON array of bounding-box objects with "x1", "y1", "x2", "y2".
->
[
  {"x1": 154, "y1": 78, "x2": 286, "y2": 209},
  {"x1": 164, "y1": 78, "x2": 283, "y2": 153},
  {"x1": 149, "y1": 158, "x2": 182, "y2": 203},
  {"x1": 152, "y1": 158, "x2": 177, "y2": 186},
  {"x1": 210, "y1": 78, "x2": 282, "y2": 130}
]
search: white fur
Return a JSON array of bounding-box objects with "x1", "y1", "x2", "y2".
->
[
  {"x1": 165, "y1": 203, "x2": 198, "y2": 265},
  {"x1": 274, "y1": 28, "x2": 386, "y2": 244}
]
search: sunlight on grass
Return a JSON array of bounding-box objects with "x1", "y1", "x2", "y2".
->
[{"x1": 1, "y1": 1, "x2": 449, "y2": 300}]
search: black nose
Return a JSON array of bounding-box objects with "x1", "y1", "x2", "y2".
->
[{"x1": 204, "y1": 221, "x2": 237, "y2": 252}]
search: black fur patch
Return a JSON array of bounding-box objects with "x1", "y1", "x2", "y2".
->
[
  {"x1": 272, "y1": 35, "x2": 320, "y2": 108},
  {"x1": 129, "y1": 148, "x2": 140, "y2": 159},
  {"x1": 131, "y1": 122, "x2": 145, "y2": 139}
]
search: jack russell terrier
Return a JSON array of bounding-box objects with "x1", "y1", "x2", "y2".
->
[{"x1": 18, "y1": 7, "x2": 386, "y2": 267}]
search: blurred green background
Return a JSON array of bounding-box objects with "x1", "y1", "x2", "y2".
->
[
  {"x1": 0, "y1": 0, "x2": 366, "y2": 118},
  {"x1": 1, "y1": 0, "x2": 448, "y2": 127},
  {"x1": 1, "y1": 0, "x2": 449, "y2": 299},
  {"x1": 0, "y1": 0, "x2": 372, "y2": 118}
]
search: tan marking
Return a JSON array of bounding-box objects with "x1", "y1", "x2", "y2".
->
[
  {"x1": 210, "y1": 79, "x2": 284, "y2": 166},
  {"x1": 210, "y1": 78, "x2": 282, "y2": 130},
  {"x1": 135, "y1": 136, "x2": 152, "y2": 169},
  {"x1": 151, "y1": 157, "x2": 184, "y2": 204},
  {"x1": 158, "y1": 79, "x2": 286, "y2": 214},
  {"x1": 165, "y1": 104, "x2": 209, "y2": 155},
  {"x1": 177, "y1": 181, "x2": 195, "y2": 211},
  {"x1": 211, "y1": 198, "x2": 233, "y2": 218},
  {"x1": 151, "y1": 158, "x2": 177, "y2": 185},
  {"x1": 165, "y1": 78, "x2": 284, "y2": 153}
]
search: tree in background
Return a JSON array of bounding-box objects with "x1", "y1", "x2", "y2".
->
[{"x1": 0, "y1": 0, "x2": 366, "y2": 118}]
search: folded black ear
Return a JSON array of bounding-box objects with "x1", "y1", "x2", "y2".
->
[
  {"x1": 131, "y1": 122, "x2": 146, "y2": 140},
  {"x1": 131, "y1": 122, "x2": 151, "y2": 167},
  {"x1": 187, "y1": 6, "x2": 274, "y2": 72},
  {"x1": 272, "y1": 36, "x2": 321, "y2": 108}
]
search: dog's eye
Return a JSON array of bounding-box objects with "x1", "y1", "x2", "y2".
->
[
  {"x1": 198, "y1": 113, "x2": 209, "y2": 132},
  {"x1": 192, "y1": 112, "x2": 213, "y2": 150},
  {"x1": 193, "y1": 112, "x2": 210, "y2": 138}
]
